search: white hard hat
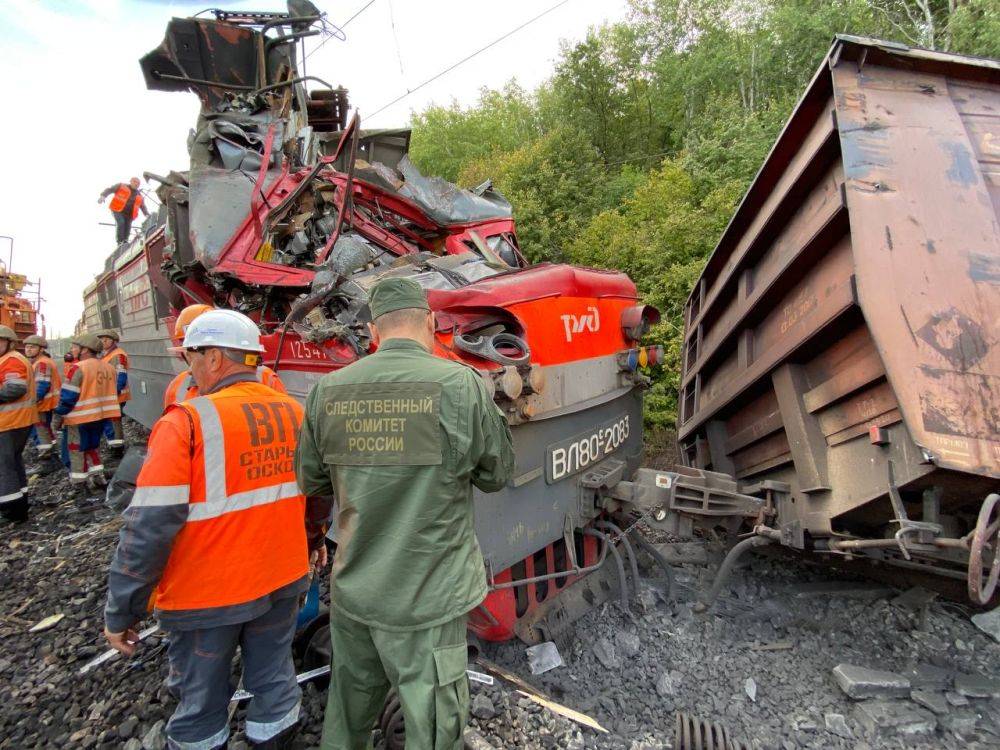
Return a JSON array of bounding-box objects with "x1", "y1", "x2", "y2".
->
[{"x1": 173, "y1": 309, "x2": 265, "y2": 353}]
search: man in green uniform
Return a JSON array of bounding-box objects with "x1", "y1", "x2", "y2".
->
[{"x1": 295, "y1": 277, "x2": 515, "y2": 750}]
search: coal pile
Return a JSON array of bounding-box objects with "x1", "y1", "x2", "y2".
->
[{"x1": 3, "y1": 423, "x2": 1000, "y2": 749}]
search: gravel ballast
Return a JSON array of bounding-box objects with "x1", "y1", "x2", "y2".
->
[{"x1": 2, "y1": 421, "x2": 999, "y2": 748}]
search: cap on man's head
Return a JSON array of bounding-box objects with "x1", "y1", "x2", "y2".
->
[{"x1": 368, "y1": 277, "x2": 430, "y2": 321}]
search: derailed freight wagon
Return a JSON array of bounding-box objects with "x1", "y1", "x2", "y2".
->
[{"x1": 671, "y1": 36, "x2": 1000, "y2": 604}]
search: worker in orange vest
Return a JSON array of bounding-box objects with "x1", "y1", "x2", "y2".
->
[
  {"x1": 98, "y1": 177, "x2": 148, "y2": 245},
  {"x1": 62, "y1": 351, "x2": 75, "y2": 380},
  {"x1": 104, "y1": 309, "x2": 330, "y2": 750},
  {"x1": 0, "y1": 326, "x2": 37, "y2": 523},
  {"x1": 163, "y1": 304, "x2": 287, "y2": 412},
  {"x1": 23, "y1": 334, "x2": 61, "y2": 461},
  {"x1": 97, "y1": 329, "x2": 129, "y2": 455},
  {"x1": 53, "y1": 334, "x2": 120, "y2": 493}
]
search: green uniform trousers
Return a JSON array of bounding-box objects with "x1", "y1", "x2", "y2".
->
[{"x1": 321, "y1": 609, "x2": 469, "y2": 750}]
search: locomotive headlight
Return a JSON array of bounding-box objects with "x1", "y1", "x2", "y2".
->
[
  {"x1": 496, "y1": 366, "x2": 523, "y2": 400},
  {"x1": 621, "y1": 304, "x2": 661, "y2": 342},
  {"x1": 525, "y1": 364, "x2": 546, "y2": 394}
]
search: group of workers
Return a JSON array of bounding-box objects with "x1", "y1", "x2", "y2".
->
[
  {"x1": 2, "y1": 277, "x2": 514, "y2": 749},
  {"x1": 0, "y1": 327, "x2": 132, "y2": 520}
]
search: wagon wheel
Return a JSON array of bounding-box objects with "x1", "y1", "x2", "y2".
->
[{"x1": 968, "y1": 493, "x2": 1000, "y2": 605}]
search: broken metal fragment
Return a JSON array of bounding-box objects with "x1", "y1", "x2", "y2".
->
[{"x1": 28, "y1": 613, "x2": 64, "y2": 633}]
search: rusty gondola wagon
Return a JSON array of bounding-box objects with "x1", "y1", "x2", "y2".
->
[{"x1": 670, "y1": 35, "x2": 1000, "y2": 606}]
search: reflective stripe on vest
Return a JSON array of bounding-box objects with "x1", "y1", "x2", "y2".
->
[
  {"x1": 149, "y1": 384, "x2": 309, "y2": 611},
  {"x1": 64, "y1": 358, "x2": 120, "y2": 426},
  {"x1": 33, "y1": 355, "x2": 62, "y2": 412},
  {"x1": 102, "y1": 347, "x2": 130, "y2": 403},
  {"x1": 0, "y1": 351, "x2": 37, "y2": 431}
]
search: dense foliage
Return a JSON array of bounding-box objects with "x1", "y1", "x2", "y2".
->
[{"x1": 408, "y1": 0, "x2": 999, "y2": 427}]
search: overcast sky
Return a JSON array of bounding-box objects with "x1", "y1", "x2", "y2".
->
[{"x1": 0, "y1": 0, "x2": 630, "y2": 336}]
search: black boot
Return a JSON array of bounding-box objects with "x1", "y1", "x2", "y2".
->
[{"x1": 0, "y1": 496, "x2": 28, "y2": 523}]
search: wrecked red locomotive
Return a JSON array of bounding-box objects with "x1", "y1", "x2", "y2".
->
[{"x1": 93, "y1": 5, "x2": 669, "y2": 647}]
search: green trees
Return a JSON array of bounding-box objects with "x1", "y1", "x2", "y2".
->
[{"x1": 406, "y1": 0, "x2": 997, "y2": 426}]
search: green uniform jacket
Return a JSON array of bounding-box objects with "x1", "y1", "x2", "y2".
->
[{"x1": 295, "y1": 338, "x2": 515, "y2": 631}]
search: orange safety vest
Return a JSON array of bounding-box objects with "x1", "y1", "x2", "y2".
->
[
  {"x1": 32, "y1": 354, "x2": 62, "y2": 412},
  {"x1": 108, "y1": 185, "x2": 144, "y2": 219},
  {"x1": 62, "y1": 360, "x2": 74, "y2": 381},
  {"x1": 101, "y1": 346, "x2": 131, "y2": 403},
  {"x1": 162, "y1": 365, "x2": 287, "y2": 412},
  {"x1": 0, "y1": 350, "x2": 37, "y2": 431},
  {"x1": 63, "y1": 358, "x2": 121, "y2": 426},
  {"x1": 136, "y1": 380, "x2": 308, "y2": 611}
]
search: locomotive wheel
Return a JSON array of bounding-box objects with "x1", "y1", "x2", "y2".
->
[{"x1": 968, "y1": 493, "x2": 1000, "y2": 605}]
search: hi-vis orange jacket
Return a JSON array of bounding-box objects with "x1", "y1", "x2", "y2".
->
[
  {"x1": 108, "y1": 185, "x2": 144, "y2": 219},
  {"x1": 32, "y1": 354, "x2": 61, "y2": 412},
  {"x1": 0, "y1": 351, "x2": 37, "y2": 431},
  {"x1": 162, "y1": 365, "x2": 287, "y2": 412},
  {"x1": 126, "y1": 378, "x2": 308, "y2": 613},
  {"x1": 101, "y1": 346, "x2": 130, "y2": 404},
  {"x1": 61, "y1": 358, "x2": 121, "y2": 426}
]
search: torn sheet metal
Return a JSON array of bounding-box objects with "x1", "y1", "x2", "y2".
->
[{"x1": 397, "y1": 156, "x2": 513, "y2": 225}]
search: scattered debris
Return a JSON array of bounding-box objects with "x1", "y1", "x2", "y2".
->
[
  {"x1": 790, "y1": 715, "x2": 817, "y2": 732},
  {"x1": 832, "y1": 664, "x2": 911, "y2": 699},
  {"x1": 655, "y1": 670, "x2": 678, "y2": 698},
  {"x1": 945, "y1": 691, "x2": 970, "y2": 707},
  {"x1": 27, "y1": 613, "x2": 64, "y2": 633},
  {"x1": 744, "y1": 677, "x2": 757, "y2": 702},
  {"x1": 971, "y1": 607, "x2": 1000, "y2": 643},
  {"x1": 901, "y1": 663, "x2": 952, "y2": 691},
  {"x1": 824, "y1": 712, "x2": 852, "y2": 738},
  {"x1": 940, "y1": 710, "x2": 979, "y2": 736},
  {"x1": 910, "y1": 689, "x2": 950, "y2": 715},
  {"x1": 514, "y1": 690, "x2": 608, "y2": 734},
  {"x1": 466, "y1": 669, "x2": 494, "y2": 686},
  {"x1": 854, "y1": 700, "x2": 937, "y2": 735},
  {"x1": 3, "y1": 427, "x2": 998, "y2": 749},
  {"x1": 475, "y1": 656, "x2": 551, "y2": 699},
  {"x1": 525, "y1": 641, "x2": 563, "y2": 675},
  {"x1": 954, "y1": 673, "x2": 1000, "y2": 699},
  {"x1": 592, "y1": 636, "x2": 620, "y2": 669}
]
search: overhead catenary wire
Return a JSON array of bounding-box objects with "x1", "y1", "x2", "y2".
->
[
  {"x1": 387, "y1": 0, "x2": 406, "y2": 78},
  {"x1": 369, "y1": 0, "x2": 575, "y2": 118},
  {"x1": 302, "y1": 0, "x2": 377, "y2": 63}
]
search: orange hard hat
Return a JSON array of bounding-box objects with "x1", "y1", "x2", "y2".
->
[{"x1": 173, "y1": 304, "x2": 214, "y2": 341}]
